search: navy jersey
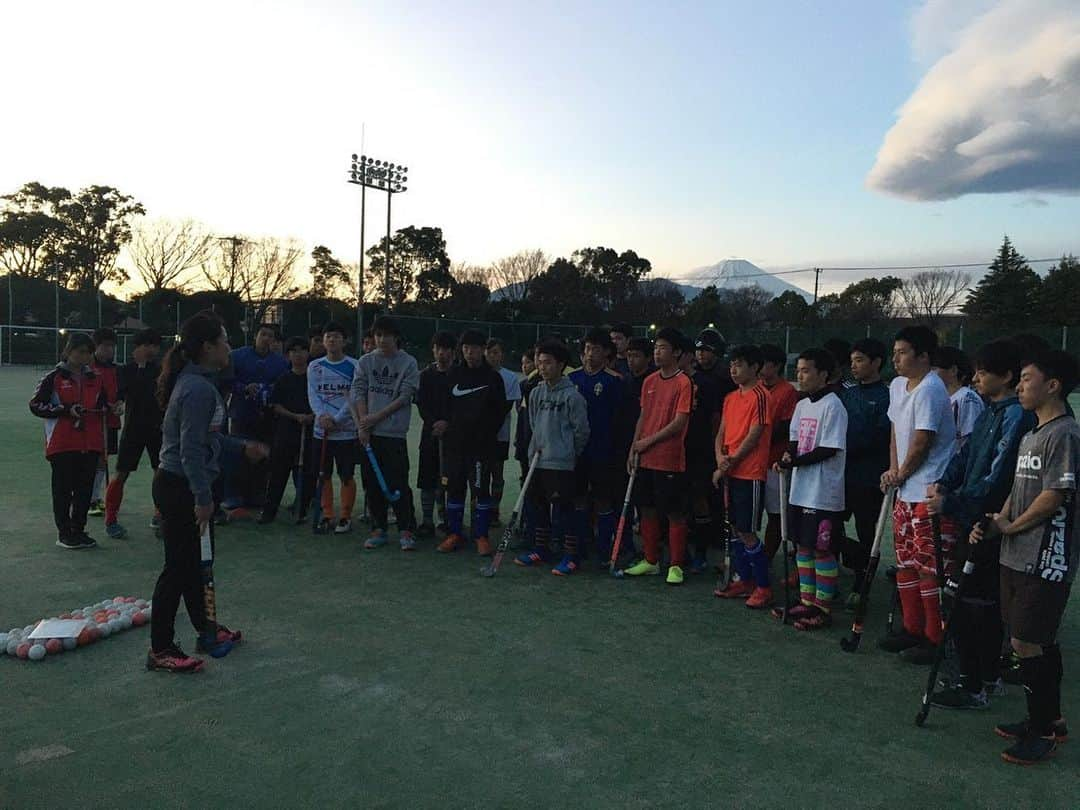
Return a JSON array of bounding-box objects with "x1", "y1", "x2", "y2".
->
[{"x1": 569, "y1": 366, "x2": 624, "y2": 461}]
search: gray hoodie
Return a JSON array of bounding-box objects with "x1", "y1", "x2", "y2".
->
[
  {"x1": 159, "y1": 363, "x2": 237, "y2": 506},
  {"x1": 350, "y1": 349, "x2": 420, "y2": 439},
  {"x1": 528, "y1": 376, "x2": 589, "y2": 471}
]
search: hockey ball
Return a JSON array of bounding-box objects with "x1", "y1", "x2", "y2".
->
[
  {"x1": 45, "y1": 639, "x2": 63, "y2": 655},
  {"x1": 28, "y1": 644, "x2": 46, "y2": 661},
  {"x1": 62, "y1": 637, "x2": 77, "y2": 651},
  {"x1": 16, "y1": 642, "x2": 31, "y2": 659}
]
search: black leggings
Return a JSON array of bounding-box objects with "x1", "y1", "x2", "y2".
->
[
  {"x1": 151, "y1": 470, "x2": 210, "y2": 652},
  {"x1": 49, "y1": 451, "x2": 98, "y2": 537}
]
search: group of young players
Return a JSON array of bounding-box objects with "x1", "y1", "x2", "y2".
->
[{"x1": 27, "y1": 314, "x2": 1078, "y2": 765}]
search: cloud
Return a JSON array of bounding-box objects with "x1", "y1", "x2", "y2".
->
[
  {"x1": 1014, "y1": 196, "x2": 1050, "y2": 207},
  {"x1": 867, "y1": 0, "x2": 1080, "y2": 201}
]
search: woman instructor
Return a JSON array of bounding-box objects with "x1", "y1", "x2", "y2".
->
[{"x1": 147, "y1": 311, "x2": 268, "y2": 673}]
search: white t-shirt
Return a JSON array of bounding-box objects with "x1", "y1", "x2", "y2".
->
[
  {"x1": 495, "y1": 366, "x2": 521, "y2": 443},
  {"x1": 788, "y1": 391, "x2": 848, "y2": 512},
  {"x1": 888, "y1": 372, "x2": 956, "y2": 503},
  {"x1": 950, "y1": 386, "x2": 985, "y2": 452}
]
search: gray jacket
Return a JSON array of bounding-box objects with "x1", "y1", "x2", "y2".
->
[
  {"x1": 159, "y1": 363, "x2": 233, "y2": 506},
  {"x1": 528, "y1": 377, "x2": 589, "y2": 471},
  {"x1": 351, "y1": 349, "x2": 420, "y2": 439}
]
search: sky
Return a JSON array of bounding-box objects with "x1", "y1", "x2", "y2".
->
[{"x1": 2, "y1": 0, "x2": 1078, "y2": 297}]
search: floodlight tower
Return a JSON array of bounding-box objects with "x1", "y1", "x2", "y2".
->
[{"x1": 348, "y1": 154, "x2": 408, "y2": 339}]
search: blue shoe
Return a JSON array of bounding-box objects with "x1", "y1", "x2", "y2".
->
[
  {"x1": 105, "y1": 522, "x2": 127, "y2": 539},
  {"x1": 551, "y1": 555, "x2": 580, "y2": 576},
  {"x1": 690, "y1": 556, "x2": 709, "y2": 575},
  {"x1": 514, "y1": 547, "x2": 550, "y2": 567},
  {"x1": 364, "y1": 531, "x2": 388, "y2": 549}
]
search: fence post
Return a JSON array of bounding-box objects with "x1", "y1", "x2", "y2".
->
[
  {"x1": 866, "y1": 323, "x2": 871, "y2": 338},
  {"x1": 958, "y1": 321, "x2": 964, "y2": 350},
  {"x1": 1063, "y1": 325, "x2": 1068, "y2": 351},
  {"x1": 784, "y1": 326, "x2": 790, "y2": 356}
]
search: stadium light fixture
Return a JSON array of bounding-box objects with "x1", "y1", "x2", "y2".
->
[{"x1": 348, "y1": 153, "x2": 410, "y2": 337}]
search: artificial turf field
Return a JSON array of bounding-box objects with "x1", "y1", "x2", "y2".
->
[{"x1": 1, "y1": 364, "x2": 1078, "y2": 809}]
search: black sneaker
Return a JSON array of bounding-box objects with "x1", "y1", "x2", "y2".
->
[
  {"x1": 1001, "y1": 734, "x2": 1057, "y2": 765},
  {"x1": 996, "y1": 717, "x2": 1069, "y2": 743},
  {"x1": 417, "y1": 522, "x2": 435, "y2": 539},
  {"x1": 877, "y1": 632, "x2": 922, "y2": 653},
  {"x1": 56, "y1": 534, "x2": 87, "y2": 550},
  {"x1": 75, "y1": 532, "x2": 98, "y2": 549},
  {"x1": 900, "y1": 641, "x2": 938, "y2": 666},
  {"x1": 931, "y1": 686, "x2": 989, "y2": 710}
]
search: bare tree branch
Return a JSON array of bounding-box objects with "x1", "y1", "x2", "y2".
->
[
  {"x1": 900, "y1": 269, "x2": 972, "y2": 327},
  {"x1": 244, "y1": 237, "x2": 302, "y2": 323},
  {"x1": 452, "y1": 260, "x2": 492, "y2": 289},
  {"x1": 129, "y1": 218, "x2": 213, "y2": 291},
  {"x1": 488, "y1": 249, "x2": 547, "y2": 302},
  {"x1": 201, "y1": 236, "x2": 253, "y2": 296}
]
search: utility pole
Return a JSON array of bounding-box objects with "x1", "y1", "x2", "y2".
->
[
  {"x1": 812, "y1": 267, "x2": 822, "y2": 307},
  {"x1": 216, "y1": 235, "x2": 250, "y2": 340}
]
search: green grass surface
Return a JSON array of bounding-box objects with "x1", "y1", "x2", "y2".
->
[{"x1": 1, "y1": 364, "x2": 1078, "y2": 808}]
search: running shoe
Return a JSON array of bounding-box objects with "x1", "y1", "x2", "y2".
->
[
  {"x1": 515, "y1": 547, "x2": 550, "y2": 567},
  {"x1": 436, "y1": 533, "x2": 464, "y2": 553},
  {"x1": 623, "y1": 559, "x2": 660, "y2": 577},
  {"x1": 146, "y1": 646, "x2": 204, "y2": 673},
  {"x1": 714, "y1": 580, "x2": 754, "y2": 599},
  {"x1": 105, "y1": 522, "x2": 127, "y2": 539},
  {"x1": 666, "y1": 565, "x2": 685, "y2": 586},
  {"x1": 364, "y1": 531, "x2": 388, "y2": 549}
]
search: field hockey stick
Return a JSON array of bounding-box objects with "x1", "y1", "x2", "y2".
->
[
  {"x1": 312, "y1": 435, "x2": 329, "y2": 533},
  {"x1": 715, "y1": 478, "x2": 736, "y2": 591},
  {"x1": 198, "y1": 522, "x2": 229, "y2": 657},
  {"x1": 776, "y1": 469, "x2": 793, "y2": 623},
  {"x1": 840, "y1": 486, "x2": 896, "y2": 653},
  {"x1": 916, "y1": 518, "x2": 973, "y2": 727},
  {"x1": 885, "y1": 567, "x2": 900, "y2": 636},
  {"x1": 482, "y1": 451, "x2": 540, "y2": 577},
  {"x1": 364, "y1": 443, "x2": 401, "y2": 502},
  {"x1": 609, "y1": 463, "x2": 638, "y2": 576}
]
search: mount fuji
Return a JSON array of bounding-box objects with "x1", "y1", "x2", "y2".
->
[{"x1": 684, "y1": 258, "x2": 814, "y2": 302}]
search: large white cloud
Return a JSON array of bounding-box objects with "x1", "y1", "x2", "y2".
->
[{"x1": 867, "y1": 0, "x2": 1080, "y2": 201}]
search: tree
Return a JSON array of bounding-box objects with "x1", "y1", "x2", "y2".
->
[
  {"x1": 899, "y1": 269, "x2": 971, "y2": 327},
  {"x1": 722, "y1": 285, "x2": 773, "y2": 331},
  {"x1": 831, "y1": 276, "x2": 903, "y2": 322},
  {"x1": 365, "y1": 225, "x2": 450, "y2": 309},
  {"x1": 54, "y1": 185, "x2": 145, "y2": 291},
  {"x1": 129, "y1": 218, "x2": 212, "y2": 291},
  {"x1": 632, "y1": 277, "x2": 685, "y2": 324},
  {"x1": 201, "y1": 236, "x2": 253, "y2": 296},
  {"x1": 528, "y1": 257, "x2": 603, "y2": 323},
  {"x1": 766, "y1": 289, "x2": 813, "y2": 326},
  {"x1": 244, "y1": 238, "x2": 302, "y2": 325},
  {"x1": 963, "y1": 236, "x2": 1041, "y2": 325},
  {"x1": 683, "y1": 285, "x2": 724, "y2": 329},
  {"x1": 1038, "y1": 255, "x2": 1080, "y2": 327},
  {"x1": 488, "y1": 249, "x2": 547, "y2": 303},
  {"x1": 0, "y1": 182, "x2": 71, "y2": 280},
  {"x1": 571, "y1": 246, "x2": 651, "y2": 311},
  {"x1": 416, "y1": 264, "x2": 456, "y2": 304},
  {"x1": 308, "y1": 244, "x2": 352, "y2": 300}
]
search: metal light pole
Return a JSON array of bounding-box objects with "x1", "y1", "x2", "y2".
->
[{"x1": 348, "y1": 154, "x2": 408, "y2": 333}]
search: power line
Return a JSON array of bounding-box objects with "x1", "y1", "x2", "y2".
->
[{"x1": 665, "y1": 255, "x2": 1070, "y2": 287}]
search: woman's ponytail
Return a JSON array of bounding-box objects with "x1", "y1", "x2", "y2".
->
[{"x1": 156, "y1": 310, "x2": 226, "y2": 409}]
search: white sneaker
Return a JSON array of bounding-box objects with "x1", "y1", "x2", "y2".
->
[{"x1": 334, "y1": 519, "x2": 352, "y2": 534}]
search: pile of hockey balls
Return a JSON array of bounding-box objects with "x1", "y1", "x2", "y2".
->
[{"x1": 1, "y1": 597, "x2": 151, "y2": 663}]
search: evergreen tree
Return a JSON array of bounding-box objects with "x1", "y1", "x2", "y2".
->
[
  {"x1": 962, "y1": 236, "x2": 1041, "y2": 324},
  {"x1": 1038, "y1": 255, "x2": 1080, "y2": 327}
]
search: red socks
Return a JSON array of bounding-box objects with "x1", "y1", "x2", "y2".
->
[
  {"x1": 340, "y1": 480, "x2": 356, "y2": 520},
  {"x1": 920, "y1": 576, "x2": 944, "y2": 645},
  {"x1": 641, "y1": 516, "x2": 662, "y2": 564},
  {"x1": 668, "y1": 520, "x2": 688, "y2": 567},
  {"x1": 105, "y1": 478, "x2": 124, "y2": 524},
  {"x1": 897, "y1": 567, "x2": 924, "y2": 638}
]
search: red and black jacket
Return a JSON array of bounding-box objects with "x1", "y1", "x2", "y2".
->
[
  {"x1": 29, "y1": 364, "x2": 107, "y2": 457},
  {"x1": 92, "y1": 358, "x2": 121, "y2": 429}
]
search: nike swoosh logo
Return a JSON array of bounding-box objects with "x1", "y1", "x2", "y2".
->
[{"x1": 452, "y1": 384, "x2": 488, "y2": 397}]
